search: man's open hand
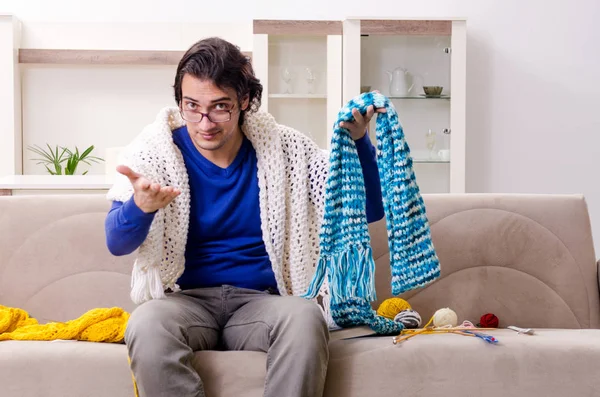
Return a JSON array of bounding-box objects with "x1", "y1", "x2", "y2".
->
[{"x1": 117, "y1": 165, "x2": 180, "y2": 214}]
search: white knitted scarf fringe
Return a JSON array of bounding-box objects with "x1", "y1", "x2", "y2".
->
[{"x1": 106, "y1": 107, "x2": 337, "y2": 327}]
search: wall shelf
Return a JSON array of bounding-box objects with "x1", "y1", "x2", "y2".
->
[
  {"x1": 0, "y1": 174, "x2": 113, "y2": 196},
  {"x1": 18, "y1": 49, "x2": 252, "y2": 65}
]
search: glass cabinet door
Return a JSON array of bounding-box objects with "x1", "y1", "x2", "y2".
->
[
  {"x1": 343, "y1": 18, "x2": 467, "y2": 193},
  {"x1": 253, "y1": 20, "x2": 343, "y2": 150}
]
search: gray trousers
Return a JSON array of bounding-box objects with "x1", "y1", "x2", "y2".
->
[{"x1": 125, "y1": 285, "x2": 330, "y2": 397}]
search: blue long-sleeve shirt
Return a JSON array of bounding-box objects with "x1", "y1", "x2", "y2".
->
[{"x1": 105, "y1": 127, "x2": 384, "y2": 291}]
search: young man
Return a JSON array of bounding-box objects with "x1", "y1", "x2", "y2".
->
[{"x1": 105, "y1": 37, "x2": 384, "y2": 397}]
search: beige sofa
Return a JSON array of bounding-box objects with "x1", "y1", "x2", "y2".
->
[{"x1": 1, "y1": 193, "x2": 599, "y2": 397}]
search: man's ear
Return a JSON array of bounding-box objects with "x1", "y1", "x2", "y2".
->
[{"x1": 240, "y1": 95, "x2": 250, "y2": 111}]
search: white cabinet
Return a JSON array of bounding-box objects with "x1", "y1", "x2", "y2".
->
[
  {"x1": 252, "y1": 20, "x2": 343, "y2": 150},
  {"x1": 253, "y1": 18, "x2": 467, "y2": 194}
]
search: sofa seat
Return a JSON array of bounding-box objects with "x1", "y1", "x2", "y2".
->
[
  {"x1": 3, "y1": 328, "x2": 599, "y2": 397},
  {"x1": 0, "y1": 340, "x2": 133, "y2": 397},
  {"x1": 326, "y1": 328, "x2": 600, "y2": 396}
]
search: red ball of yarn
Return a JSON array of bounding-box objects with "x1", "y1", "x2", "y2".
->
[{"x1": 479, "y1": 313, "x2": 499, "y2": 328}]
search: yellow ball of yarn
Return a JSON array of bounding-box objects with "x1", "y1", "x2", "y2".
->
[
  {"x1": 433, "y1": 308, "x2": 458, "y2": 327},
  {"x1": 377, "y1": 298, "x2": 412, "y2": 319}
]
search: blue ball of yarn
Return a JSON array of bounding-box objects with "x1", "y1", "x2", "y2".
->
[{"x1": 394, "y1": 309, "x2": 422, "y2": 329}]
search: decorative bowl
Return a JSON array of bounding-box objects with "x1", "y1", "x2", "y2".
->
[{"x1": 423, "y1": 86, "x2": 443, "y2": 96}]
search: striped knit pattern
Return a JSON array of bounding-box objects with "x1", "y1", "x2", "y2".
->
[{"x1": 303, "y1": 92, "x2": 441, "y2": 335}]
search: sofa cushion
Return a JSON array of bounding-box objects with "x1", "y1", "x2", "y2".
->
[
  {"x1": 325, "y1": 329, "x2": 600, "y2": 397},
  {"x1": 0, "y1": 340, "x2": 268, "y2": 397},
  {"x1": 189, "y1": 327, "x2": 373, "y2": 397},
  {"x1": 0, "y1": 340, "x2": 133, "y2": 397},
  {"x1": 192, "y1": 351, "x2": 267, "y2": 397}
]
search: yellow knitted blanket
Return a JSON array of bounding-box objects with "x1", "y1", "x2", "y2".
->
[{"x1": 0, "y1": 305, "x2": 129, "y2": 343}]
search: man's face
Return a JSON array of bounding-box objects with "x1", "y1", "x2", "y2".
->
[{"x1": 179, "y1": 74, "x2": 248, "y2": 153}]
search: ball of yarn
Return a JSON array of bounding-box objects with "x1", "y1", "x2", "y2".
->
[
  {"x1": 479, "y1": 313, "x2": 499, "y2": 328},
  {"x1": 394, "y1": 309, "x2": 422, "y2": 329},
  {"x1": 432, "y1": 308, "x2": 458, "y2": 327},
  {"x1": 377, "y1": 298, "x2": 412, "y2": 320}
]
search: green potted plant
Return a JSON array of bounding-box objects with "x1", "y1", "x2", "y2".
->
[{"x1": 27, "y1": 144, "x2": 104, "y2": 175}]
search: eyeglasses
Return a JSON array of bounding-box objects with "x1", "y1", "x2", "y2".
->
[{"x1": 179, "y1": 104, "x2": 235, "y2": 123}]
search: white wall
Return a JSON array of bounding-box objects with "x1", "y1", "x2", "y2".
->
[
  {"x1": 21, "y1": 65, "x2": 175, "y2": 175},
  {"x1": 2, "y1": 0, "x2": 600, "y2": 254}
]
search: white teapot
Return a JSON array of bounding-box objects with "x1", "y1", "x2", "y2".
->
[{"x1": 385, "y1": 67, "x2": 422, "y2": 97}]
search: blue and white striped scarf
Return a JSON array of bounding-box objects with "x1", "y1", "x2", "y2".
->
[{"x1": 303, "y1": 92, "x2": 441, "y2": 335}]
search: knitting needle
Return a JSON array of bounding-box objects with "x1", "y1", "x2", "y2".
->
[
  {"x1": 451, "y1": 330, "x2": 477, "y2": 338},
  {"x1": 393, "y1": 328, "x2": 459, "y2": 344},
  {"x1": 401, "y1": 326, "x2": 497, "y2": 333},
  {"x1": 392, "y1": 328, "x2": 431, "y2": 344},
  {"x1": 459, "y1": 330, "x2": 499, "y2": 344},
  {"x1": 392, "y1": 327, "x2": 497, "y2": 344}
]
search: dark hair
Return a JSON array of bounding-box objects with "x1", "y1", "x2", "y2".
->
[{"x1": 173, "y1": 37, "x2": 263, "y2": 125}]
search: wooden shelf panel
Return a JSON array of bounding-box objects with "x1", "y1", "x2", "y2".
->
[
  {"x1": 361, "y1": 20, "x2": 452, "y2": 36},
  {"x1": 19, "y1": 49, "x2": 252, "y2": 65},
  {"x1": 254, "y1": 20, "x2": 342, "y2": 35}
]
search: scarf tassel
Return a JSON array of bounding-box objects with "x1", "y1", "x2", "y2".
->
[
  {"x1": 303, "y1": 245, "x2": 377, "y2": 303},
  {"x1": 130, "y1": 263, "x2": 165, "y2": 304},
  {"x1": 302, "y1": 256, "x2": 327, "y2": 300}
]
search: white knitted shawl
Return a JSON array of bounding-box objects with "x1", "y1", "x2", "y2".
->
[{"x1": 107, "y1": 107, "x2": 333, "y2": 321}]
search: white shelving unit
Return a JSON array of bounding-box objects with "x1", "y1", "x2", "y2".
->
[
  {"x1": 253, "y1": 20, "x2": 343, "y2": 150},
  {"x1": 343, "y1": 17, "x2": 467, "y2": 194},
  {"x1": 0, "y1": 15, "x2": 22, "y2": 176},
  {"x1": 1, "y1": 15, "x2": 466, "y2": 194}
]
